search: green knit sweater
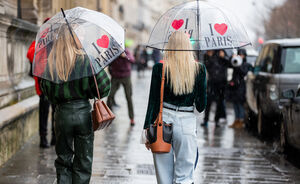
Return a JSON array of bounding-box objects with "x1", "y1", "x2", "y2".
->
[
  {"x1": 40, "y1": 56, "x2": 111, "y2": 104},
  {"x1": 143, "y1": 63, "x2": 207, "y2": 129}
]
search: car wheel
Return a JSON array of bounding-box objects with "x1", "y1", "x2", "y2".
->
[{"x1": 257, "y1": 106, "x2": 268, "y2": 137}]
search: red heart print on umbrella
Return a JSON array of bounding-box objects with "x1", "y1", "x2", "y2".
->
[
  {"x1": 214, "y1": 23, "x2": 228, "y2": 35},
  {"x1": 172, "y1": 19, "x2": 184, "y2": 30},
  {"x1": 97, "y1": 35, "x2": 109, "y2": 48}
]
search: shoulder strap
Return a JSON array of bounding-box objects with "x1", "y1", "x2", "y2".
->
[
  {"x1": 88, "y1": 58, "x2": 101, "y2": 99},
  {"x1": 157, "y1": 63, "x2": 165, "y2": 123}
]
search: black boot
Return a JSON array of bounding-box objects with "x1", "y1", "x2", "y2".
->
[
  {"x1": 40, "y1": 136, "x2": 50, "y2": 148},
  {"x1": 50, "y1": 136, "x2": 56, "y2": 146}
]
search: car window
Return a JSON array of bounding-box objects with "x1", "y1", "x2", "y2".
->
[
  {"x1": 281, "y1": 47, "x2": 300, "y2": 73},
  {"x1": 247, "y1": 56, "x2": 257, "y2": 66},
  {"x1": 261, "y1": 45, "x2": 276, "y2": 73},
  {"x1": 255, "y1": 45, "x2": 269, "y2": 67}
]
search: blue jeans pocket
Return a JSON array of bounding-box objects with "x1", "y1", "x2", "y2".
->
[{"x1": 180, "y1": 115, "x2": 196, "y2": 136}]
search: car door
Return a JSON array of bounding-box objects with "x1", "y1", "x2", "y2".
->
[
  {"x1": 278, "y1": 47, "x2": 300, "y2": 107},
  {"x1": 289, "y1": 87, "x2": 300, "y2": 149},
  {"x1": 255, "y1": 44, "x2": 277, "y2": 115},
  {"x1": 247, "y1": 45, "x2": 269, "y2": 114}
]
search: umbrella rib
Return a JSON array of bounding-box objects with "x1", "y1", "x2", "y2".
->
[
  {"x1": 147, "y1": 45, "x2": 251, "y2": 51},
  {"x1": 147, "y1": 10, "x2": 170, "y2": 49},
  {"x1": 197, "y1": 0, "x2": 201, "y2": 52}
]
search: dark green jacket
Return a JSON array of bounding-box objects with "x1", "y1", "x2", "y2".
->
[{"x1": 144, "y1": 63, "x2": 207, "y2": 129}]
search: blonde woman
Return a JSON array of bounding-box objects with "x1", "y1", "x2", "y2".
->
[
  {"x1": 40, "y1": 25, "x2": 111, "y2": 184},
  {"x1": 144, "y1": 31, "x2": 207, "y2": 184}
]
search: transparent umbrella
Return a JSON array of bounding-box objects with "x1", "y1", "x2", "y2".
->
[
  {"x1": 147, "y1": 0, "x2": 251, "y2": 51},
  {"x1": 32, "y1": 7, "x2": 125, "y2": 83}
]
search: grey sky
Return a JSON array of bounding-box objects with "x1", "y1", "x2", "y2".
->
[{"x1": 206, "y1": 0, "x2": 285, "y2": 43}]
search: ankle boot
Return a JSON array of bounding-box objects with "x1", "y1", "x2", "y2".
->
[
  {"x1": 229, "y1": 120, "x2": 239, "y2": 128},
  {"x1": 40, "y1": 136, "x2": 49, "y2": 148},
  {"x1": 50, "y1": 136, "x2": 56, "y2": 146},
  {"x1": 236, "y1": 120, "x2": 244, "y2": 129}
]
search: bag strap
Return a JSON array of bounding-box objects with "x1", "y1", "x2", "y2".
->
[
  {"x1": 157, "y1": 63, "x2": 165, "y2": 124},
  {"x1": 88, "y1": 58, "x2": 101, "y2": 100}
]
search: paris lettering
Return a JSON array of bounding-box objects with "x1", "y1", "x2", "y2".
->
[
  {"x1": 37, "y1": 27, "x2": 54, "y2": 49},
  {"x1": 204, "y1": 23, "x2": 233, "y2": 48},
  {"x1": 92, "y1": 42, "x2": 120, "y2": 68},
  {"x1": 204, "y1": 36, "x2": 232, "y2": 48},
  {"x1": 37, "y1": 33, "x2": 53, "y2": 49}
]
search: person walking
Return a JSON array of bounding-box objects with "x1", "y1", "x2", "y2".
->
[
  {"x1": 134, "y1": 45, "x2": 146, "y2": 77},
  {"x1": 202, "y1": 49, "x2": 228, "y2": 127},
  {"x1": 152, "y1": 48, "x2": 161, "y2": 64},
  {"x1": 40, "y1": 25, "x2": 111, "y2": 183},
  {"x1": 228, "y1": 49, "x2": 250, "y2": 128},
  {"x1": 107, "y1": 48, "x2": 135, "y2": 126},
  {"x1": 143, "y1": 31, "x2": 207, "y2": 184},
  {"x1": 26, "y1": 17, "x2": 56, "y2": 148}
]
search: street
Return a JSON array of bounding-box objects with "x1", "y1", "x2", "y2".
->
[{"x1": 0, "y1": 70, "x2": 300, "y2": 184}]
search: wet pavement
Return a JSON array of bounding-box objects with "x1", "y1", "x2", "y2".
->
[{"x1": 1, "y1": 70, "x2": 300, "y2": 184}]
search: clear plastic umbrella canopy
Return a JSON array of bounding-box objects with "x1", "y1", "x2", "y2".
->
[
  {"x1": 147, "y1": 1, "x2": 251, "y2": 51},
  {"x1": 33, "y1": 7, "x2": 124, "y2": 83}
]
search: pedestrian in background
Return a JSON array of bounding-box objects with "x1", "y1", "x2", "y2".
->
[
  {"x1": 152, "y1": 48, "x2": 161, "y2": 64},
  {"x1": 107, "y1": 48, "x2": 136, "y2": 126},
  {"x1": 144, "y1": 31, "x2": 207, "y2": 184},
  {"x1": 228, "y1": 48, "x2": 250, "y2": 128},
  {"x1": 40, "y1": 25, "x2": 111, "y2": 183},
  {"x1": 202, "y1": 49, "x2": 228, "y2": 127},
  {"x1": 26, "y1": 17, "x2": 56, "y2": 148},
  {"x1": 134, "y1": 44, "x2": 146, "y2": 77},
  {"x1": 141, "y1": 47, "x2": 149, "y2": 70}
]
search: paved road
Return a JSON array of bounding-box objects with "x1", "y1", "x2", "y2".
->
[{"x1": 0, "y1": 70, "x2": 300, "y2": 184}]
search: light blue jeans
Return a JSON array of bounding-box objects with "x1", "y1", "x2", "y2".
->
[{"x1": 153, "y1": 108, "x2": 197, "y2": 184}]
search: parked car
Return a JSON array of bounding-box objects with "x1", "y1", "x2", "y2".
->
[
  {"x1": 279, "y1": 88, "x2": 300, "y2": 151},
  {"x1": 245, "y1": 38, "x2": 300, "y2": 137}
]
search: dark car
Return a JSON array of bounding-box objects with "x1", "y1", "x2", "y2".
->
[
  {"x1": 279, "y1": 88, "x2": 300, "y2": 151},
  {"x1": 245, "y1": 38, "x2": 300, "y2": 137}
]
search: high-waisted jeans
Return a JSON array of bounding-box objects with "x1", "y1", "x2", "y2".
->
[
  {"x1": 153, "y1": 108, "x2": 198, "y2": 184},
  {"x1": 54, "y1": 99, "x2": 94, "y2": 184}
]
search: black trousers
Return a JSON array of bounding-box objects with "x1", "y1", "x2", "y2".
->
[
  {"x1": 204, "y1": 81, "x2": 226, "y2": 123},
  {"x1": 107, "y1": 76, "x2": 134, "y2": 119},
  {"x1": 54, "y1": 99, "x2": 93, "y2": 184},
  {"x1": 39, "y1": 94, "x2": 55, "y2": 138}
]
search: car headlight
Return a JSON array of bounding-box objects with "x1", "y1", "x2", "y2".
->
[{"x1": 269, "y1": 84, "x2": 278, "y2": 100}]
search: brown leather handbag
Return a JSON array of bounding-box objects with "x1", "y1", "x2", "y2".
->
[
  {"x1": 147, "y1": 63, "x2": 173, "y2": 153},
  {"x1": 89, "y1": 62, "x2": 115, "y2": 131},
  {"x1": 92, "y1": 98, "x2": 115, "y2": 131}
]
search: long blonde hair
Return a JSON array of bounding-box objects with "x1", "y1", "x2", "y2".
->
[
  {"x1": 48, "y1": 25, "x2": 83, "y2": 81},
  {"x1": 163, "y1": 31, "x2": 199, "y2": 95}
]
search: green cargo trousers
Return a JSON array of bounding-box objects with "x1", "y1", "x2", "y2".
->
[
  {"x1": 54, "y1": 99, "x2": 94, "y2": 184},
  {"x1": 107, "y1": 76, "x2": 134, "y2": 119}
]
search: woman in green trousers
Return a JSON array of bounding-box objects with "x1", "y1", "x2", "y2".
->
[{"x1": 40, "y1": 25, "x2": 111, "y2": 184}]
